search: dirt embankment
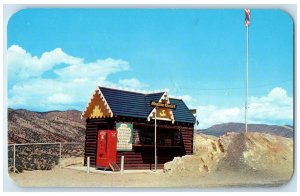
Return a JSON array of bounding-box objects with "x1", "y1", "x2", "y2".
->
[
  {"x1": 164, "y1": 132, "x2": 293, "y2": 180},
  {"x1": 242, "y1": 132, "x2": 293, "y2": 178},
  {"x1": 164, "y1": 134, "x2": 224, "y2": 176}
]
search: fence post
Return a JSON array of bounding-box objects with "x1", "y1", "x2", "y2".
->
[
  {"x1": 121, "y1": 155, "x2": 124, "y2": 175},
  {"x1": 87, "y1": 157, "x2": 90, "y2": 173},
  {"x1": 13, "y1": 144, "x2": 16, "y2": 173}
]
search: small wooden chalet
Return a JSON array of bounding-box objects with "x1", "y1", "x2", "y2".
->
[{"x1": 82, "y1": 86, "x2": 196, "y2": 170}]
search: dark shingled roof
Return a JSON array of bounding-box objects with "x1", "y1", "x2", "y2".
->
[
  {"x1": 169, "y1": 98, "x2": 196, "y2": 124},
  {"x1": 99, "y1": 86, "x2": 195, "y2": 124}
]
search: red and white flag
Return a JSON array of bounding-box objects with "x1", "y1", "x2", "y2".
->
[{"x1": 244, "y1": 9, "x2": 250, "y2": 27}]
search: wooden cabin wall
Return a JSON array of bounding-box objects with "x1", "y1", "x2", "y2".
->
[
  {"x1": 84, "y1": 118, "x2": 113, "y2": 166},
  {"x1": 131, "y1": 122, "x2": 194, "y2": 155},
  {"x1": 116, "y1": 146, "x2": 186, "y2": 170},
  {"x1": 115, "y1": 122, "x2": 194, "y2": 170},
  {"x1": 84, "y1": 118, "x2": 194, "y2": 169},
  {"x1": 181, "y1": 127, "x2": 194, "y2": 155}
]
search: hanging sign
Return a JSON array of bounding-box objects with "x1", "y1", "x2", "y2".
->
[
  {"x1": 116, "y1": 122, "x2": 133, "y2": 151},
  {"x1": 150, "y1": 101, "x2": 176, "y2": 109}
]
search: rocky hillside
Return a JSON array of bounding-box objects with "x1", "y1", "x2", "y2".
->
[
  {"x1": 8, "y1": 108, "x2": 86, "y2": 143},
  {"x1": 7, "y1": 108, "x2": 86, "y2": 172},
  {"x1": 164, "y1": 132, "x2": 293, "y2": 181},
  {"x1": 198, "y1": 122, "x2": 293, "y2": 138}
]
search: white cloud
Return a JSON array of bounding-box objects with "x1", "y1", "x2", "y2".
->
[
  {"x1": 248, "y1": 87, "x2": 293, "y2": 123},
  {"x1": 197, "y1": 105, "x2": 242, "y2": 129},
  {"x1": 172, "y1": 95, "x2": 192, "y2": 103},
  {"x1": 55, "y1": 58, "x2": 129, "y2": 81},
  {"x1": 47, "y1": 93, "x2": 73, "y2": 104},
  {"x1": 7, "y1": 45, "x2": 83, "y2": 86},
  {"x1": 7, "y1": 45, "x2": 130, "y2": 111},
  {"x1": 176, "y1": 95, "x2": 192, "y2": 103},
  {"x1": 118, "y1": 78, "x2": 147, "y2": 88},
  {"x1": 197, "y1": 87, "x2": 293, "y2": 129}
]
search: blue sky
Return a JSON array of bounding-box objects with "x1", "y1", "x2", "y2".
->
[{"x1": 7, "y1": 9, "x2": 294, "y2": 128}]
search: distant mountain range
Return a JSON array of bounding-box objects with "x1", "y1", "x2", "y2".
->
[
  {"x1": 198, "y1": 122, "x2": 294, "y2": 138},
  {"x1": 7, "y1": 108, "x2": 86, "y2": 144},
  {"x1": 7, "y1": 109, "x2": 294, "y2": 144}
]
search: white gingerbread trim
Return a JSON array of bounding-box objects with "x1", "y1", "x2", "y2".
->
[
  {"x1": 81, "y1": 86, "x2": 114, "y2": 119},
  {"x1": 147, "y1": 92, "x2": 175, "y2": 123}
]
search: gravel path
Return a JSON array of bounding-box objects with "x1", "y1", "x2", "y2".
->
[{"x1": 216, "y1": 133, "x2": 252, "y2": 171}]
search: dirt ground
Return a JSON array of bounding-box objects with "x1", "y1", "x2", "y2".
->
[
  {"x1": 8, "y1": 167, "x2": 292, "y2": 188},
  {"x1": 8, "y1": 132, "x2": 293, "y2": 188}
]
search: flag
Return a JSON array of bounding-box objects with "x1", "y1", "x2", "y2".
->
[{"x1": 244, "y1": 9, "x2": 251, "y2": 27}]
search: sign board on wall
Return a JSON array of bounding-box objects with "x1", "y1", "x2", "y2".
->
[
  {"x1": 150, "y1": 101, "x2": 176, "y2": 109},
  {"x1": 116, "y1": 123, "x2": 133, "y2": 151}
]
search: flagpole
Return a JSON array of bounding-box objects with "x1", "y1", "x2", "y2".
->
[
  {"x1": 245, "y1": 22, "x2": 249, "y2": 133},
  {"x1": 154, "y1": 107, "x2": 157, "y2": 171}
]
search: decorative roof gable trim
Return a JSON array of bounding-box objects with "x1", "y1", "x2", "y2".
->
[
  {"x1": 99, "y1": 87, "x2": 114, "y2": 118},
  {"x1": 147, "y1": 92, "x2": 175, "y2": 123},
  {"x1": 81, "y1": 87, "x2": 113, "y2": 119},
  {"x1": 81, "y1": 88, "x2": 97, "y2": 119}
]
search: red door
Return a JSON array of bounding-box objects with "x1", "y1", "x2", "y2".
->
[
  {"x1": 96, "y1": 130, "x2": 117, "y2": 169},
  {"x1": 96, "y1": 130, "x2": 108, "y2": 168}
]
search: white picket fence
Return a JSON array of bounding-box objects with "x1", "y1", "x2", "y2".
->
[{"x1": 8, "y1": 142, "x2": 83, "y2": 173}]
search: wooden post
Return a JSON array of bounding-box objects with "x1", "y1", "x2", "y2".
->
[
  {"x1": 13, "y1": 144, "x2": 16, "y2": 173},
  {"x1": 121, "y1": 155, "x2": 124, "y2": 175},
  {"x1": 87, "y1": 156, "x2": 90, "y2": 173}
]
